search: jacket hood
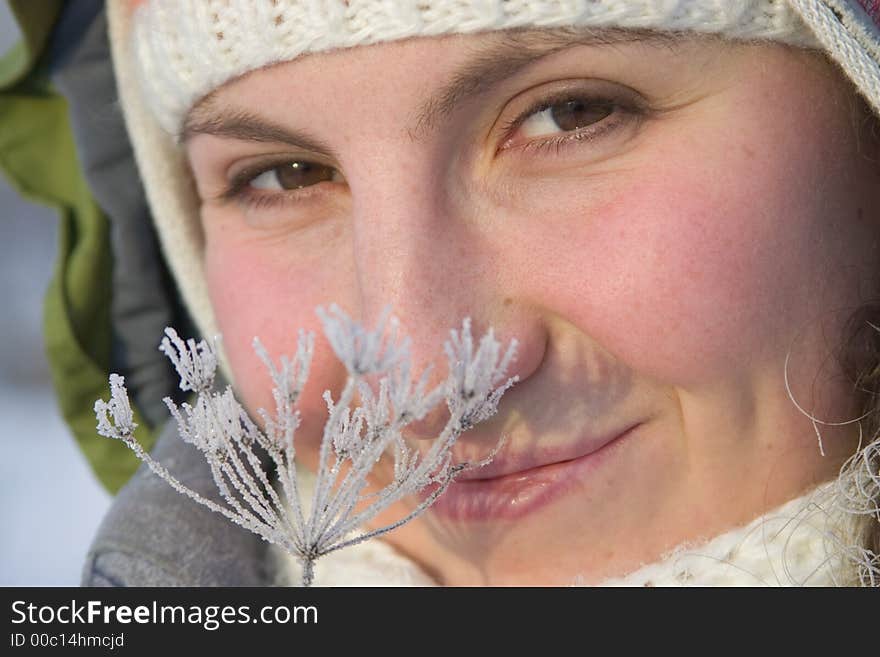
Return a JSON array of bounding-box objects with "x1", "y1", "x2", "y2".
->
[{"x1": 0, "y1": 1, "x2": 190, "y2": 492}]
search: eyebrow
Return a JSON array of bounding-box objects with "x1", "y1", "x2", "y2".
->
[
  {"x1": 181, "y1": 27, "x2": 677, "y2": 151},
  {"x1": 411, "y1": 27, "x2": 677, "y2": 136},
  {"x1": 182, "y1": 105, "x2": 338, "y2": 156}
]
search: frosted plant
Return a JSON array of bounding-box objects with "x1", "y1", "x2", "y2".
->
[{"x1": 95, "y1": 304, "x2": 518, "y2": 586}]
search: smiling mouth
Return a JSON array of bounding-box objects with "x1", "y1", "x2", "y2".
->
[{"x1": 423, "y1": 422, "x2": 644, "y2": 522}]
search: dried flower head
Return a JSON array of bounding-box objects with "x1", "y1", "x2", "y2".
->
[{"x1": 95, "y1": 305, "x2": 518, "y2": 586}]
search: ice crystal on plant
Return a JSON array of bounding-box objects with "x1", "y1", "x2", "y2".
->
[
  {"x1": 95, "y1": 304, "x2": 518, "y2": 586},
  {"x1": 160, "y1": 327, "x2": 218, "y2": 393},
  {"x1": 95, "y1": 373, "x2": 137, "y2": 441}
]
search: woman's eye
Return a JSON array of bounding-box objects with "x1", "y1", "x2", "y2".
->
[
  {"x1": 498, "y1": 86, "x2": 645, "y2": 155},
  {"x1": 248, "y1": 161, "x2": 339, "y2": 191},
  {"x1": 218, "y1": 159, "x2": 346, "y2": 214},
  {"x1": 518, "y1": 99, "x2": 615, "y2": 139}
]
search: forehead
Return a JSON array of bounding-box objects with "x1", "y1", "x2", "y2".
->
[{"x1": 181, "y1": 26, "x2": 683, "y2": 137}]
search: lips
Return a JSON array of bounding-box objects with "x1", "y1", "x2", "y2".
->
[{"x1": 424, "y1": 422, "x2": 643, "y2": 522}]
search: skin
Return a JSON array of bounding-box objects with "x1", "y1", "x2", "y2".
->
[{"x1": 180, "y1": 30, "x2": 880, "y2": 585}]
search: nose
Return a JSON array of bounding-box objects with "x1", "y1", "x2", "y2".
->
[{"x1": 347, "y1": 152, "x2": 546, "y2": 439}]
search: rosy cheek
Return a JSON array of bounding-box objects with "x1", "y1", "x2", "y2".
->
[
  {"x1": 203, "y1": 233, "x2": 354, "y2": 453},
  {"x1": 588, "y1": 178, "x2": 795, "y2": 386},
  {"x1": 517, "y1": 138, "x2": 837, "y2": 389},
  {"x1": 612, "y1": 164, "x2": 846, "y2": 386}
]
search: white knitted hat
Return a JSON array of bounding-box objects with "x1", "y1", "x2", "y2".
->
[{"x1": 106, "y1": 0, "x2": 880, "y2": 347}]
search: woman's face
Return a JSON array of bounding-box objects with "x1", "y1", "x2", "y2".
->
[{"x1": 185, "y1": 30, "x2": 880, "y2": 584}]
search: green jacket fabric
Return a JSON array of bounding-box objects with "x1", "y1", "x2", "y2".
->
[
  {"x1": 0, "y1": 0, "x2": 154, "y2": 493},
  {"x1": 0, "y1": 1, "x2": 274, "y2": 587}
]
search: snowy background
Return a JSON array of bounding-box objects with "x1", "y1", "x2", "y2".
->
[{"x1": 0, "y1": 4, "x2": 110, "y2": 586}]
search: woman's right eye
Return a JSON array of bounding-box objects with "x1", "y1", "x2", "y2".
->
[
  {"x1": 220, "y1": 159, "x2": 346, "y2": 211},
  {"x1": 248, "y1": 161, "x2": 340, "y2": 191}
]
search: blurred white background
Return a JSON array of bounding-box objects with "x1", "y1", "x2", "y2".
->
[{"x1": 0, "y1": 3, "x2": 111, "y2": 586}]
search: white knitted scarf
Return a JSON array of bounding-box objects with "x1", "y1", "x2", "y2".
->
[{"x1": 269, "y1": 460, "x2": 878, "y2": 586}]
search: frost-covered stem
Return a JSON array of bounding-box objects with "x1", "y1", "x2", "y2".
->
[
  {"x1": 314, "y1": 424, "x2": 403, "y2": 540},
  {"x1": 319, "y1": 415, "x2": 454, "y2": 543},
  {"x1": 217, "y1": 459, "x2": 278, "y2": 528},
  {"x1": 275, "y1": 452, "x2": 307, "y2": 547},
  {"x1": 196, "y1": 388, "x2": 294, "y2": 534},
  {"x1": 301, "y1": 557, "x2": 315, "y2": 587},
  {"x1": 309, "y1": 455, "x2": 351, "y2": 542},
  {"x1": 260, "y1": 416, "x2": 307, "y2": 544},
  {"x1": 221, "y1": 438, "x2": 286, "y2": 523},
  {"x1": 311, "y1": 414, "x2": 406, "y2": 540},
  {"x1": 238, "y1": 438, "x2": 293, "y2": 527},
  {"x1": 264, "y1": 418, "x2": 305, "y2": 536},
  {"x1": 213, "y1": 458, "x2": 281, "y2": 538},
  {"x1": 120, "y1": 436, "x2": 267, "y2": 534},
  {"x1": 207, "y1": 459, "x2": 260, "y2": 527},
  {"x1": 266, "y1": 334, "x2": 314, "y2": 543},
  {"x1": 324, "y1": 465, "x2": 459, "y2": 556},
  {"x1": 307, "y1": 376, "x2": 359, "y2": 539}
]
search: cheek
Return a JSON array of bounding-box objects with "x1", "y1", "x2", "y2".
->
[
  {"x1": 203, "y1": 227, "x2": 356, "y2": 448},
  {"x1": 516, "y1": 122, "x2": 855, "y2": 388},
  {"x1": 594, "y1": 177, "x2": 803, "y2": 384}
]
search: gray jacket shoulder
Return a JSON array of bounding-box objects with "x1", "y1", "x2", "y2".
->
[{"x1": 81, "y1": 420, "x2": 274, "y2": 587}]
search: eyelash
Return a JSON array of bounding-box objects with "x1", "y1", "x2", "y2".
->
[{"x1": 221, "y1": 92, "x2": 639, "y2": 210}]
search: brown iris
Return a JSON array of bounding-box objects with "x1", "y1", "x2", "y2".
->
[
  {"x1": 550, "y1": 100, "x2": 614, "y2": 131},
  {"x1": 274, "y1": 161, "x2": 336, "y2": 189}
]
